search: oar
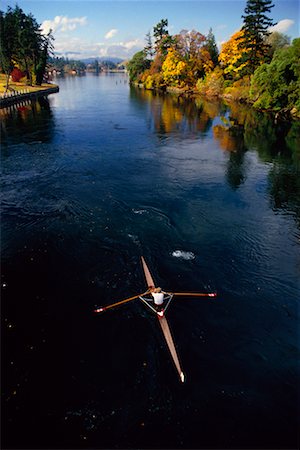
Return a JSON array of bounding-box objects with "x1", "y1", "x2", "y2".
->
[
  {"x1": 94, "y1": 290, "x2": 150, "y2": 313},
  {"x1": 171, "y1": 292, "x2": 217, "y2": 298}
]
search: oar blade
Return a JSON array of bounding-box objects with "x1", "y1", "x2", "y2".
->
[{"x1": 172, "y1": 292, "x2": 217, "y2": 298}]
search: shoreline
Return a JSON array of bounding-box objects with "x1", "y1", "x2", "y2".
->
[
  {"x1": 0, "y1": 84, "x2": 59, "y2": 109},
  {"x1": 134, "y1": 83, "x2": 300, "y2": 121},
  {"x1": 165, "y1": 86, "x2": 300, "y2": 120}
]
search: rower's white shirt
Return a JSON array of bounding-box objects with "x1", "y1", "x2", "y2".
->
[{"x1": 152, "y1": 292, "x2": 164, "y2": 305}]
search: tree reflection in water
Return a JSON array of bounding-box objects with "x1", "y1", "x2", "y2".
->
[
  {"x1": 131, "y1": 85, "x2": 300, "y2": 227},
  {"x1": 0, "y1": 97, "x2": 55, "y2": 146},
  {"x1": 130, "y1": 86, "x2": 222, "y2": 136},
  {"x1": 213, "y1": 102, "x2": 300, "y2": 225}
]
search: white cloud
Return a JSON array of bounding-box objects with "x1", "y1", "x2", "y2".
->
[
  {"x1": 53, "y1": 36, "x2": 144, "y2": 60},
  {"x1": 105, "y1": 29, "x2": 118, "y2": 39},
  {"x1": 41, "y1": 16, "x2": 87, "y2": 35},
  {"x1": 54, "y1": 37, "x2": 97, "y2": 56},
  {"x1": 120, "y1": 39, "x2": 140, "y2": 49},
  {"x1": 269, "y1": 19, "x2": 294, "y2": 34}
]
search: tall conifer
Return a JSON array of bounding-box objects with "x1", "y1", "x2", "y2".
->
[
  {"x1": 206, "y1": 28, "x2": 219, "y2": 67},
  {"x1": 241, "y1": 0, "x2": 275, "y2": 73},
  {"x1": 0, "y1": 5, "x2": 53, "y2": 87},
  {"x1": 153, "y1": 19, "x2": 174, "y2": 56},
  {"x1": 144, "y1": 31, "x2": 154, "y2": 59}
]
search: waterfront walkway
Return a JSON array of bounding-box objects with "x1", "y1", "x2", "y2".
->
[{"x1": 0, "y1": 85, "x2": 59, "y2": 108}]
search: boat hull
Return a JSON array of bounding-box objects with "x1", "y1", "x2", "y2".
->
[{"x1": 141, "y1": 256, "x2": 185, "y2": 382}]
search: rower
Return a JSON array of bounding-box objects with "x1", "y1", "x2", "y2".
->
[{"x1": 151, "y1": 287, "x2": 164, "y2": 306}]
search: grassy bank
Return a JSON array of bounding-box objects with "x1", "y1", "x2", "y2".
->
[{"x1": 0, "y1": 74, "x2": 58, "y2": 95}]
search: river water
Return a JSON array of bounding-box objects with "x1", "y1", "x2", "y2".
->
[{"x1": 1, "y1": 73, "x2": 299, "y2": 449}]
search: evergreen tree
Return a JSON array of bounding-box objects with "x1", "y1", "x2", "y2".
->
[
  {"x1": 153, "y1": 19, "x2": 168, "y2": 46},
  {"x1": 0, "y1": 5, "x2": 53, "y2": 87},
  {"x1": 153, "y1": 19, "x2": 174, "y2": 56},
  {"x1": 241, "y1": 0, "x2": 275, "y2": 73},
  {"x1": 35, "y1": 31, "x2": 54, "y2": 85},
  {"x1": 206, "y1": 28, "x2": 219, "y2": 67},
  {"x1": 0, "y1": 8, "x2": 17, "y2": 90},
  {"x1": 144, "y1": 31, "x2": 154, "y2": 59},
  {"x1": 12, "y1": 7, "x2": 38, "y2": 84}
]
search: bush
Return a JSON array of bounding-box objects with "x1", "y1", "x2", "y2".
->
[
  {"x1": 196, "y1": 67, "x2": 224, "y2": 97},
  {"x1": 250, "y1": 38, "x2": 300, "y2": 111},
  {"x1": 11, "y1": 67, "x2": 26, "y2": 82},
  {"x1": 223, "y1": 76, "x2": 251, "y2": 101},
  {"x1": 144, "y1": 75, "x2": 154, "y2": 89},
  {"x1": 151, "y1": 72, "x2": 165, "y2": 89},
  {"x1": 127, "y1": 50, "x2": 150, "y2": 82}
]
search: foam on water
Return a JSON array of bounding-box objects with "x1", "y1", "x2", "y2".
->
[{"x1": 172, "y1": 250, "x2": 195, "y2": 260}]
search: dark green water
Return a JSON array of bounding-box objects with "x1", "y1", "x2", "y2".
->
[{"x1": 1, "y1": 73, "x2": 299, "y2": 449}]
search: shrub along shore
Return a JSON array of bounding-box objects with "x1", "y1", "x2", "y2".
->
[{"x1": 165, "y1": 69, "x2": 299, "y2": 120}]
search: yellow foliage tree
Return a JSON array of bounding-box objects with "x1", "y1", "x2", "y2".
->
[
  {"x1": 219, "y1": 30, "x2": 251, "y2": 79},
  {"x1": 162, "y1": 48, "x2": 187, "y2": 86}
]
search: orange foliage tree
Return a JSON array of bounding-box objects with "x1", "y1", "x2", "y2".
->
[
  {"x1": 219, "y1": 29, "x2": 251, "y2": 79},
  {"x1": 140, "y1": 53, "x2": 165, "y2": 89}
]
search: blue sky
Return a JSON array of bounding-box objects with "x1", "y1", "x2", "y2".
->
[{"x1": 3, "y1": 0, "x2": 299, "y2": 59}]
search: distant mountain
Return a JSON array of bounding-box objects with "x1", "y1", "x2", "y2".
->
[{"x1": 82, "y1": 57, "x2": 124, "y2": 64}]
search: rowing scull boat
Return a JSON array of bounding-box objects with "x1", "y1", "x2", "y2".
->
[
  {"x1": 94, "y1": 256, "x2": 217, "y2": 382},
  {"x1": 140, "y1": 256, "x2": 185, "y2": 382}
]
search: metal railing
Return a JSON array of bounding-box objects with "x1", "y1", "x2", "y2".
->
[
  {"x1": 0, "y1": 89, "x2": 31, "y2": 99},
  {"x1": 0, "y1": 85, "x2": 59, "y2": 109}
]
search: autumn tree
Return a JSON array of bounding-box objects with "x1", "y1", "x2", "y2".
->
[
  {"x1": 219, "y1": 29, "x2": 251, "y2": 79},
  {"x1": 141, "y1": 53, "x2": 165, "y2": 89},
  {"x1": 175, "y1": 29, "x2": 213, "y2": 86},
  {"x1": 240, "y1": 0, "x2": 275, "y2": 73},
  {"x1": 162, "y1": 48, "x2": 186, "y2": 86}
]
